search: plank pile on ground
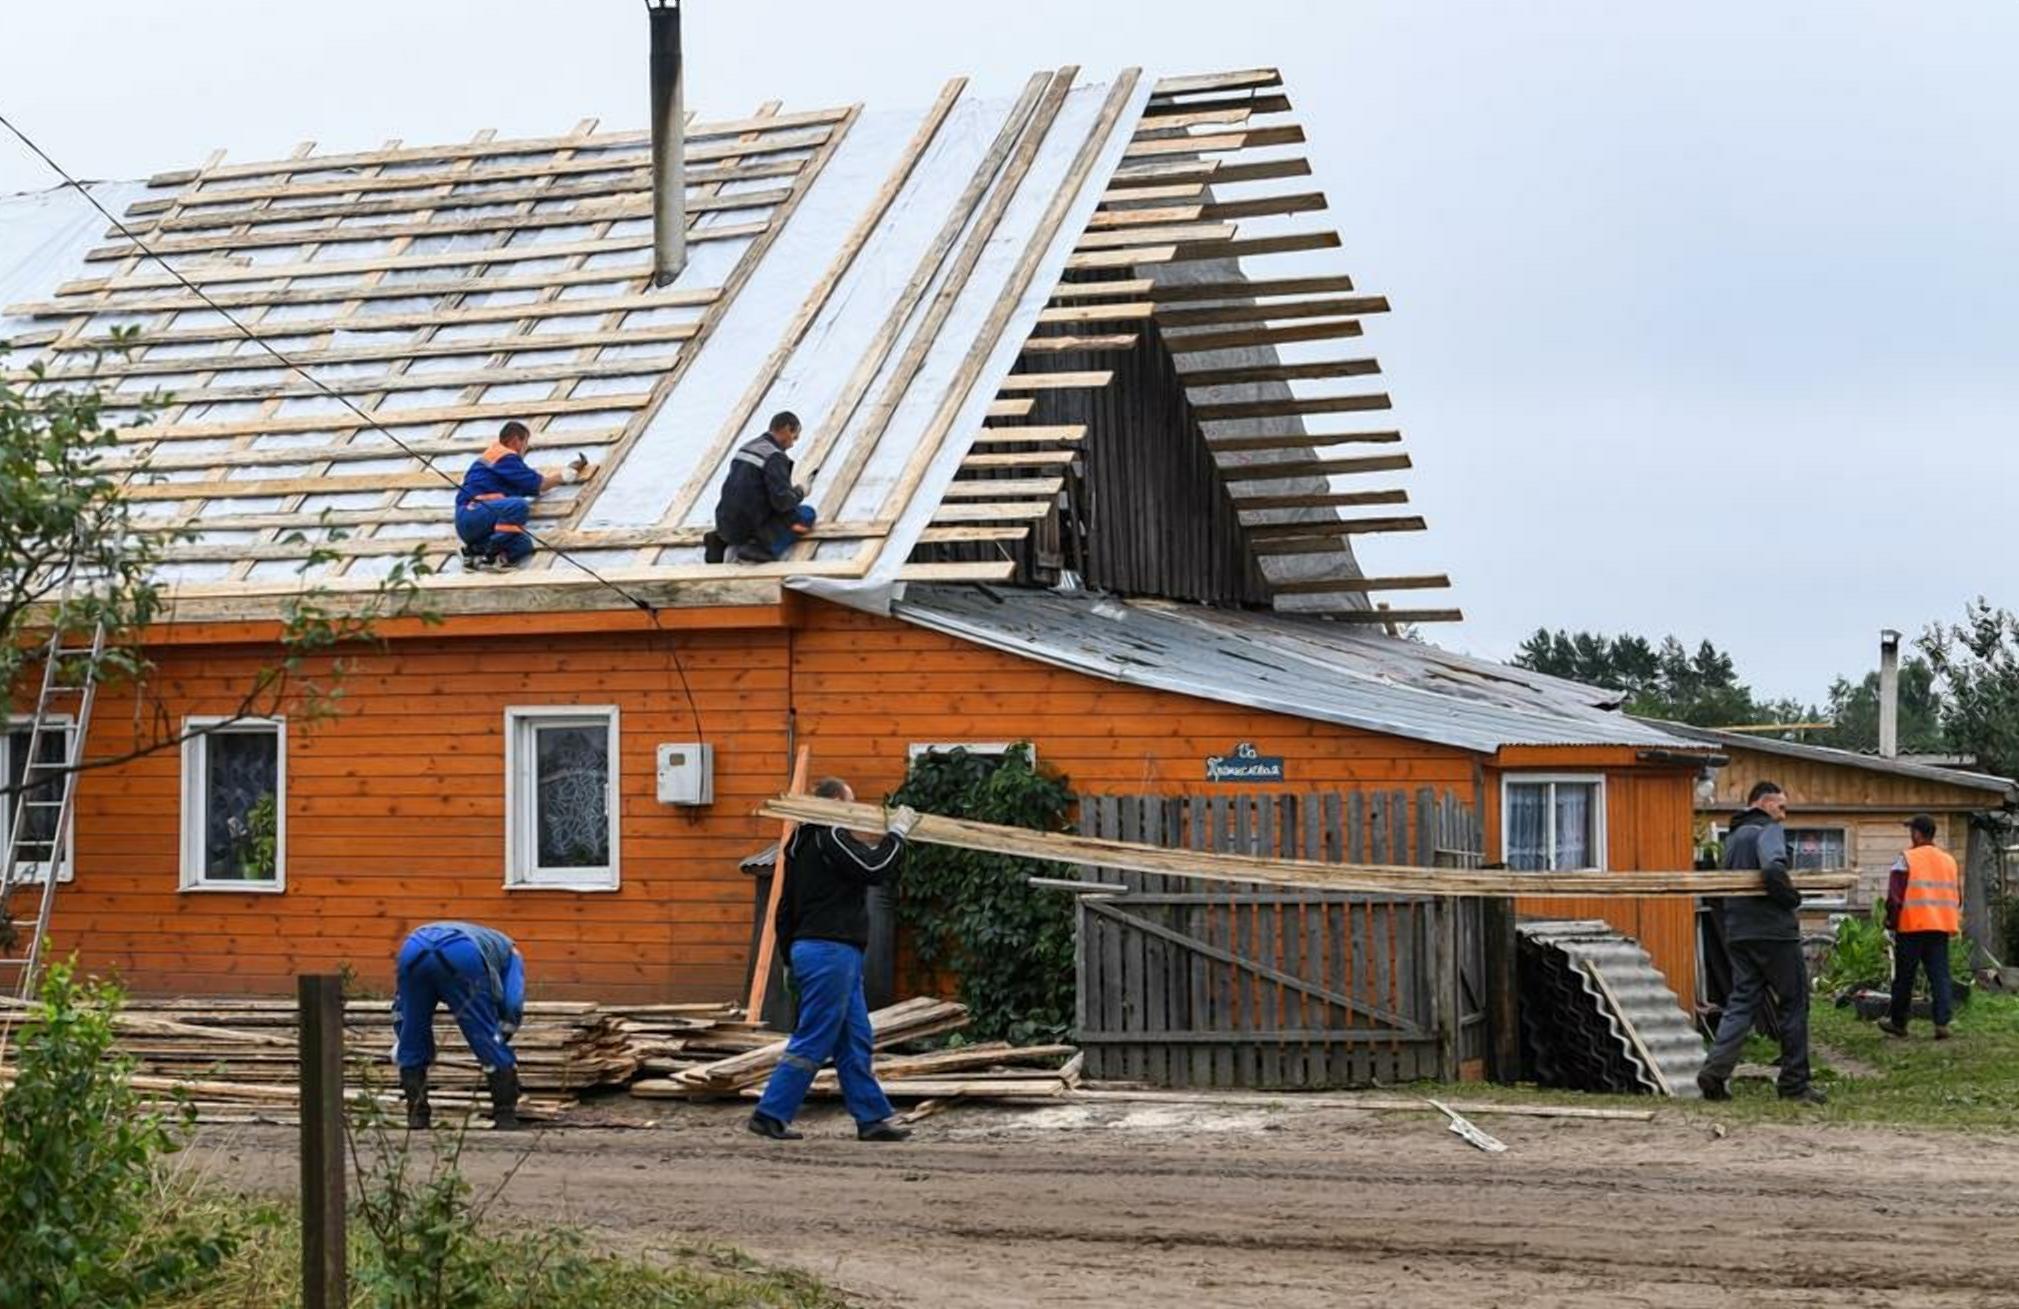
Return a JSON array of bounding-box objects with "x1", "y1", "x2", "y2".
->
[
  {"x1": 632, "y1": 996, "x2": 996, "y2": 1098},
  {"x1": 0, "y1": 996, "x2": 633, "y2": 1122}
]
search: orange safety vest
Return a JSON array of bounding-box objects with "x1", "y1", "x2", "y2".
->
[
  {"x1": 465, "y1": 444, "x2": 525, "y2": 532},
  {"x1": 1897, "y1": 844, "x2": 1961, "y2": 935}
]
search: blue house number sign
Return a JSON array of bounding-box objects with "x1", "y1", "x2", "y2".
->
[{"x1": 1205, "y1": 742, "x2": 1285, "y2": 783}]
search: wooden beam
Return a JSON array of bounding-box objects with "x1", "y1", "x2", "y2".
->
[
  {"x1": 1122, "y1": 125, "x2": 1305, "y2": 159},
  {"x1": 1046, "y1": 278, "x2": 1155, "y2": 300},
  {"x1": 1179, "y1": 358, "x2": 1380, "y2": 388},
  {"x1": 974, "y1": 424, "x2": 1085, "y2": 444},
  {"x1": 1306, "y1": 607, "x2": 1465, "y2": 624},
  {"x1": 1035, "y1": 301, "x2": 1154, "y2": 323},
  {"x1": 1199, "y1": 192, "x2": 1329, "y2": 222},
  {"x1": 1206, "y1": 429, "x2": 1403, "y2": 453},
  {"x1": 1221, "y1": 453, "x2": 1411, "y2": 481},
  {"x1": 1097, "y1": 182, "x2": 1205, "y2": 202},
  {"x1": 745, "y1": 746, "x2": 811, "y2": 1023},
  {"x1": 997, "y1": 371, "x2": 1113, "y2": 391},
  {"x1": 1142, "y1": 92, "x2": 1292, "y2": 118},
  {"x1": 915, "y1": 525, "x2": 1031, "y2": 544},
  {"x1": 1075, "y1": 222, "x2": 1236, "y2": 250},
  {"x1": 1246, "y1": 516, "x2": 1427, "y2": 543},
  {"x1": 1020, "y1": 332, "x2": 1138, "y2": 352},
  {"x1": 1085, "y1": 204, "x2": 1204, "y2": 228},
  {"x1": 1150, "y1": 69, "x2": 1284, "y2": 98},
  {"x1": 1063, "y1": 245, "x2": 1177, "y2": 271},
  {"x1": 985, "y1": 397, "x2": 1035, "y2": 418},
  {"x1": 1110, "y1": 156, "x2": 1310, "y2": 186},
  {"x1": 1156, "y1": 296, "x2": 1389, "y2": 329},
  {"x1": 895, "y1": 561, "x2": 1018, "y2": 582},
  {"x1": 1164, "y1": 231, "x2": 1342, "y2": 262},
  {"x1": 1147, "y1": 274, "x2": 1356, "y2": 302},
  {"x1": 1267, "y1": 573, "x2": 1453, "y2": 596},
  {"x1": 1232, "y1": 489, "x2": 1409, "y2": 511},
  {"x1": 941, "y1": 477, "x2": 1063, "y2": 499},
  {"x1": 1193, "y1": 394, "x2": 1394, "y2": 422},
  {"x1": 929, "y1": 501, "x2": 1053, "y2": 523},
  {"x1": 1165, "y1": 319, "x2": 1364, "y2": 353},
  {"x1": 961, "y1": 449, "x2": 1078, "y2": 468}
]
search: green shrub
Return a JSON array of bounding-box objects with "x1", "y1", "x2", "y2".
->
[
  {"x1": 890, "y1": 744, "x2": 1077, "y2": 1043},
  {"x1": 0, "y1": 962, "x2": 235, "y2": 1307},
  {"x1": 1817, "y1": 904, "x2": 1891, "y2": 993}
]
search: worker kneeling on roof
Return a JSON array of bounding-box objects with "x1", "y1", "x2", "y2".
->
[
  {"x1": 394, "y1": 921, "x2": 527, "y2": 1130},
  {"x1": 704, "y1": 409, "x2": 816, "y2": 564},
  {"x1": 454, "y1": 419, "x2": 592, "y2": 570}
]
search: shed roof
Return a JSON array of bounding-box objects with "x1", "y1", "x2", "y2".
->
[
  {"x1": 3, "y1": 67, "x2": 1434, "y2": 623},
  {"x1": 1650, "y1": 722, "x2": 2019, "y2": 801},
  {"x1": 892, "y1": 585, "x2": 1711, "y2": 754}
]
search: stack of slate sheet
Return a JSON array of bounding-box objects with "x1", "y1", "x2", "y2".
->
[{"x1": 1517, "y1": 920, "x2": 1705, "y2": 1099}]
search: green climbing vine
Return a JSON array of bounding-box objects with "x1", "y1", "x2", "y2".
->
[{"x1": 889, "y1": 745, "x2": 1077, "y2": 1044}]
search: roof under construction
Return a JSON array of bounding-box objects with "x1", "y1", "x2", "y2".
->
[{"x1": 1, "y1": 67, "x2": 1442, "y2": 623}]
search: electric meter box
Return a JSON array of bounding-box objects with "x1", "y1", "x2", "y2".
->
[{"x1": 655, "y1": 742, "x2": 714, "y2": 805}]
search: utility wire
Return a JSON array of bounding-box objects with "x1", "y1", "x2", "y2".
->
[{"x1": 0, "y1": 109, "x2": 706, "y2": 736}]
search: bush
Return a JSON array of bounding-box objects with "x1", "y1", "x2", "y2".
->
[
  {"x1": 890, "y1": 745, "x2": 1077, "y2": 1043},
  {"x1": 0, "y1": 962, "x2": 234, "y2": 1307},
  {"x1": 1818, "y1": 905, "x2": 1891, "y2": 994}
]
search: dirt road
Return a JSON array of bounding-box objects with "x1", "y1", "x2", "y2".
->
[{"x1": 192, "y1": 1099, "x2": 2019, "y2": 1307}]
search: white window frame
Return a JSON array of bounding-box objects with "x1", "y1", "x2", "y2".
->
[
  {"x1": 179, "y1": 716, "x2": 287, "y2": 893},
  {"x1": 505, "y1": 706, "x2": 620, "y2": 891},
  {"x1": 3, "y1": 716, "x2": 77, "y2": 884},
  {"x1": 1501, "y1": 773, "x2": 1608, "y2": 872}
]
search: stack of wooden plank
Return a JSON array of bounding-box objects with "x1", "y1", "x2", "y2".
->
[
  {"x1": 0, "y1": 996, "x2": 635, "y2": 1122},
  {"x1": 631, "y1": 996, "x2": 974, "y2": 1098},
  {"x1": 797, "y1": 1041, "x2": 1083, "y2": 1102}
]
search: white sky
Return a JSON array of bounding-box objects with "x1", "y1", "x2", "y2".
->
[{"x1": 4, "y1": 1, "x2": 2014, "y2": 702}]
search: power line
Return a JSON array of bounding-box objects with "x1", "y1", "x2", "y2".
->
[{"x1": 0, "y1": 109, "x2": 707, "y2": 737}]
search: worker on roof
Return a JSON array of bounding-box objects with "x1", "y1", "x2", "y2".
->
[
  {"x1": 454, "y1": 419, "x2": 592, "y2": 570},
  {"x1": 704, "y1": 410, "x2": 816, "y2": 564},
  {"x1": 748, "y1": 778, "x2": 919, "y2": 1143},
  {"x1": 1878, "y1": 814, "x2": 1962, "y2": 1040},
  {"x1": 394, "y1": 921, "x2": 527, "y2": 1130}
]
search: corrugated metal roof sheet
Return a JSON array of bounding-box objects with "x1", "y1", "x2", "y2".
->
[
  {"x1": 1650, "y1": 722, "x2": 2019, "y2": 799},
  {"x1": 893, "y1": 585, "x2": 1712, "y2": 754}
]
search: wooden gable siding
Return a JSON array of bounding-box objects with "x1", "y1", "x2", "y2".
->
[
  {"x1": 37, "y1": 600, "x2": 1698, "y2": 1008},
  {"x1": 1708, "y1": 745, "x2": 2004, "y2": 813},
  {"x1": 1492, "y1": 762, "x2": 1702, "y2": 1006}
]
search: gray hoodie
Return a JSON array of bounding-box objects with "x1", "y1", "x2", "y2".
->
[{"x1": 1720, "y1": 808, "x2": 1803, "y2": 942}]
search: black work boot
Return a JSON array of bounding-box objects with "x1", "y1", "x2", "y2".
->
[
  {"x1": 399, "y1": 1066, "x2": 431, "y2": 1130},
  {"x1": 486, "y1": 1067, "x2": 522, "y2": 1130},
  {"x1": 746, "y1": 1112, "x2": 803, "y2": 1141},
  {"x1": 857, "y1": 1118, "x2": 913, "y2": 1142},
  {"x1": 1780, "y1": 1085, "x2": 1828, "y2": 1106},
  {"x1": 703, "y1": 530, "x2": 727, "y2": 564},
  {"x1": 1695, "y1": 1070, "x2": 1731, "y2": 1102}
]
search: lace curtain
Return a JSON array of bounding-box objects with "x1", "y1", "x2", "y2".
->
[
  {"x1": 535, "y1": 723, "x2": 610, "y2": 868},
  {"x1": 1505, "y1": 780, "x2": 1598, "y2": 871},
  {"x1": 202, "y1": 730, "x2": 279, "y2": 881}
]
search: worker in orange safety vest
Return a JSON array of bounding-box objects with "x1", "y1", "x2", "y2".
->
[
  {"x1": 454, "y1": 420, "x2": 592, "y2": 570},
  {"x1": 1878, "y1": 813, "x2": 1961, "y2": 1040}
]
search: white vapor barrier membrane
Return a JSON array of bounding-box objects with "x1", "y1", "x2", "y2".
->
[
  {"x1": 669, "y1": 94, "x2": 1023, "y2": 530},
  {"x1": 585, "y1": 96, "x2": 1004, "y2": 528},
  {"x1": 794, "y1": 76, "x2": 1150, "y2": 610},
  {"x1": 0, "y1": 182, "x2": 153, "y2": 363}
]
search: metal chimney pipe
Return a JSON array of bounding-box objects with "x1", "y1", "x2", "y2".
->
[
  {"x1": 648, "y1": 0, "x2": 687, "y2": 287},
  {"x1": 1878, "y1": 628, "x2": 1901, "y2": 759}
]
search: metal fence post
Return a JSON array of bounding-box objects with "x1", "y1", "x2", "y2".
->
[{"x1": 298, "y1": 973, "x2": 347, "y2": 1308}]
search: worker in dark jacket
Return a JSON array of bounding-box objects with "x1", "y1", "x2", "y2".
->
[
  {"x1": 394, "y1": 921, "x2": 527, "y2": 1130},
  {"x1": 454, "y1": 420, "x2": 590, "y2": 570},
  {"x1": 749, "y1": 778, "x2": 917, "y2": 1142},
  {"x1": 704, "y1": 410, "x2": 816, "y2": 564},
  {"x1": 1697, "y1": 781, "x2": 1824, "y2": 1104}
]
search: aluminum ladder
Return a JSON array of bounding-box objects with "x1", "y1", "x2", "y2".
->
[{"x1": 0, "y1": 619, "x2": 107, "y2": 1003}]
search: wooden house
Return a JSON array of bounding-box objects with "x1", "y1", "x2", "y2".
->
[
  {"x1": 2, "y1": 68, "x2": 1719, "y2": 1068},
  {"x1": 1663, "y1": 725, "x2": 2015, "y2": 951}
]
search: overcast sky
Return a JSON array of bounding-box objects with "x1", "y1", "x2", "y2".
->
[{"x1": 4, "y1": 1, "x2": 2013, "y2": 703}]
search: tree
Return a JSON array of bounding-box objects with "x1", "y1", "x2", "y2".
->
[
  {"x1": 1811, "y1": 656, "x2": 1948, "y2": 755},
  {"x1": 1513, "y1": 627, "x2": 1806, "y2": 727},
  {"x1": 1921, "y1": 600, "x2": 2019, "y2": 779}
]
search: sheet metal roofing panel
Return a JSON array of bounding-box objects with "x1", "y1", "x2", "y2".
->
[
  {"x1": 892, "y1": 585, "x2": 1706, "y2": 754},
  {"x1": 1651, "y1": 722, "x2": 2019, "y2": 798}
]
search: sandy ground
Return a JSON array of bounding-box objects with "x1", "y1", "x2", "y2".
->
[{"x1": 191, "y1": 1099, "x2": 2019, "y2": 1308}]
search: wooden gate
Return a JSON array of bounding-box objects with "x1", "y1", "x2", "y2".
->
[{"x1": 1074, "y1": 790, "x2": 1487, "y2": 1089}]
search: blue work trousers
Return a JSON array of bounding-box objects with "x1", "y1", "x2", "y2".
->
[
  {"x1": 735, "y1": 504, "x2": 817, "y2": 562},
  {"x1": 754, "y1": 938, "x2": 893, "y2": 1127},
  {"x1": 455, "y1": 498, "x2": 534, "y2": 564},
  {"x1": 394, "y1": 929, "x2": 519, "y2": 1071}
]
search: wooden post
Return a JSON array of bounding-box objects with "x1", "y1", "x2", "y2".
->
[
  {"x1": 745, "y1": 745, "x2": 811, "y2": 1022},
  {"x1": 1481, "y1": 896, "x2": 1522, "y2": 1083},
  {"x1": 1433, "y1": 899, "x2": 1459, "y2": 1081},
  {"x1": 298, "y1": 973, "x2": 346, "y2": 1309}
]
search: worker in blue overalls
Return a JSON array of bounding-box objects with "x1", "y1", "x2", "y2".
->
[
  {"x1": 454, "y1": 420, "x2": 592, "y2": 570},
  {"x1": 394, "y1": 921, "x2": 527, "y2": 1130}
]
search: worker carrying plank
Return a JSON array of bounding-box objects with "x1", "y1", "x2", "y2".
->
[
  {"x1": 748, "y1": 778, "x2": 920, "y2": 1142},
  {"x1": 703, "y1": 410, "x2": 817, "y2": 564},
  {"x1": 394, "y1": 921, "x2": 527, "y2": 1130},
  {"x1": 454, "y1": 419, "x2": 593, "y2": 571}
]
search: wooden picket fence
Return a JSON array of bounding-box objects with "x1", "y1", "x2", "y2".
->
[{"x1": 1072, "y1": 789, "x2": 1487, "y2": 1089}]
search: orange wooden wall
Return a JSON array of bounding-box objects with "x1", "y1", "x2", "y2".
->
[{"x1": 36, "y1": 600, "x2": 1700, "y2": 1004}]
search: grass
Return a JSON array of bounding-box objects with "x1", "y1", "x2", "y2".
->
[
  {"x1": 1404, "y1": 991, "x2": 2019, "y2": 1133},
  {"x1": 149, "y1": 1187, "x2": 852, "y2": 1309}
]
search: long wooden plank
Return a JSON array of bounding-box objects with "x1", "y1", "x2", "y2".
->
[
  {"x1": 1085, "y1": 204, "x2": 1204, "y2": 228},
  {"x1": 1109, "y1": 156, "x2": 1310, "y2": 187},
  {"x1": 940, "y1": 477, "x2": 1063, "y2": 499},
  {"x1": 745, "y1": 745, "x2": 811, "y2": 1023},
  {"x1": 1199, "y1": 192, "x2": 1329, "y2": 222},
  {"x1": 1246, "y1": 515, "x2": 1427, "y2": 540},
  {"x1": 1122, "y1": 125, "x2": 1305, "y2": 159},
  {"x1": 1165, "y1": 232, "x2": 1342, "y2": 262},
  {"x1": 1267, "y1": 573, "x2": 1452, "y2": 596},
  {"x1": 864, "y1": 67, "x2": 1146, "y2": 533},
  {"x1": 1147, "y1": 274, "x2": 1356, "y2": 303},
  {"x1": 894, "y1": 561, "x2": 1018, "y2": 582},
  {"x1": 1020, "y1": 332, "x2": 1138, "y2": 352},
  {"x1": 915, "y1": 524, "x2": 1031, "y2": 544},
  {"x1": 928, "y1": 501, "x2": 1053, "y2": 523},
  {"x1": 1150, "y1": 69, "x2": 1284, "y2": 98},
  {"x1": 1035, "y1": 301, "x2": 1155, "y2": 323},
  {"x1": 997, "y1": 371, "x2": 1113, "y2": 391},
  {"x1": 1156, "y1": 296, "x2": 1389, "y2": 328},
  {"x1": 1177, "y1": 358, "x2": 1380, "y2": 388},
  {"x1": 1205, "y1": 429, "x2": 1401, "y2": 453},
  {"x1": 115, "y1": 392, "x2": 649, "y2": 442},
  {"x1": 1075, "y1": 221, "x2": 1236, "y2": 250},
  {"x1": 974, "y1": 423, "x2": 1085, "y2": 443},
  {"x1": 1194, "y1": 395, "x2": 1394, "y2": 423},
  {"x1": 1143, "y1": 92, "x2": 1292, "y2": 119},
  {"x1": 1164, "y1": 319, "x2": 1364, "y2": 353},
  {"x1": 1063, "y1": 245, "x2": 1177, "y2": 271},
  {"x1": 1045, "y1": 278, "x2": 1155, "y2": 300},
  {"x1": 961, "y1": 449, "x2": 1078, "y2": 468},
  {"x1": 1232, "y1": 489, "x2": 1409, "y2": 512},
  {"x1": 985, "y1": 397, "x2": 1036, "y2": 418},
  {"x1": 757, "y1": 794, "x2": 1859, "y2": 899},
  {"x1": 634, "y1": 76, "x2": 968, "y2": 531},
  {"x1": 1313, "y1": 608, "x2": 1467, "y2": 625},
  {"x1": 1220, "y1": 453, "x2": 1411, "y2": 481}
]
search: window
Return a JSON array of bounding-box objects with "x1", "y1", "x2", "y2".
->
[
  {"x1": 506, "y1": 707, "x2": 619, "y2": 889},
  {"x1": 180, "y1": 718, "x2": 286, "y2": 891},
  {"x1": 3, "y1": 719, "x2": 75, "y2": 883},
  {"x1": 1502, "y1": 775, "x2": 1606, "y2": 872},
  {"x1": 1782, "y1": 827, "x2": 1847, "y2": 871},
  {"x1": 905, "y1": 742, "x2": 1023, "y2": 762}
]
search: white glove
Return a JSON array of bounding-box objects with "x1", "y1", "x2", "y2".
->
[{"x1": 886, "y1": 805, "x2": 921, "y2": 838}]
